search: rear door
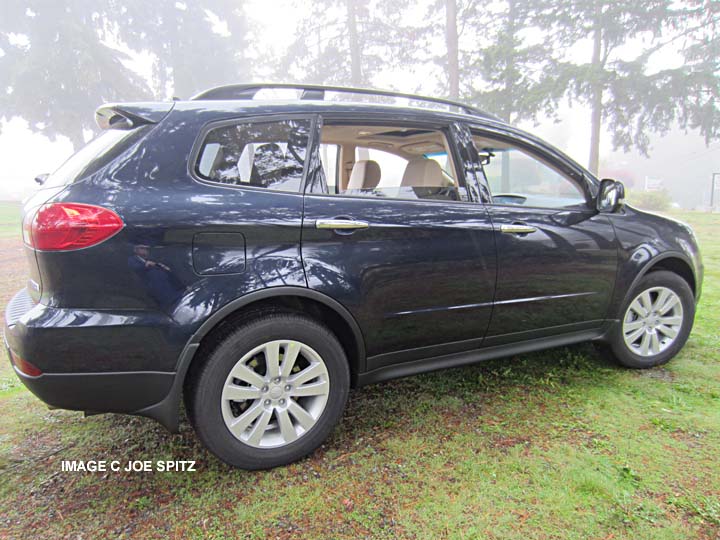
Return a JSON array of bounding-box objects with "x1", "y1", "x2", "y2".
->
[
  {"x1": 467, "y1": 124, "x2": 618, "y2": 346},
  {"x1": 301, "y1": 117, "x2": 497, "y2": 372}
]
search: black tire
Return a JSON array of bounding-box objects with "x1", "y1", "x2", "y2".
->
[
  {"x1": 602, "y1": 270, "x2": 695, "y2": 369},
  {"x1": 187, "y1": 313, "x2": 350, "y2": 470}
]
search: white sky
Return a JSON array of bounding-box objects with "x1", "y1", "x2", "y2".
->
[{"x1": 1, "y1": 0, "x2": 717, "y2": 206}]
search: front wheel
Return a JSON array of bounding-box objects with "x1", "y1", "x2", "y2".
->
[
  {"x1": 603, "y1": 270, "x2": 695, "y2": 369},
  {"x1": 187, "y1": 313, "x2": 350, "y2": 469}
]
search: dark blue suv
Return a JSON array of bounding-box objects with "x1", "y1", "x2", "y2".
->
[{"x1": 4, "y1": 84, "x2": 703, "y2": 469}]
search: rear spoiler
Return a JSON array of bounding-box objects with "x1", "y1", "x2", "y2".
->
[{"x1": 95, "y1": 102, "x2": 175, "y2": 130}]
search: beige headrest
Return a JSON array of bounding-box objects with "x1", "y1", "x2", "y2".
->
[
  {"x1": 401, "y1": 158, "x2": 445, "y2": 187},
  {"x1": 347, "y1": 160, "x2": 381, "y2": 190}
]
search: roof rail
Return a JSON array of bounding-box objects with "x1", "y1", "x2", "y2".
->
[{"x1": 190, "y1": 83, "x2": 494, "y2": 118}]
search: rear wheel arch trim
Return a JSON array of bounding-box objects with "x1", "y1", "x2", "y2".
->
[
  {"x1": 184, "y1": 287, "x2": 366, "y2": 371},
  {"x1": 143, "y1": 288, "x2": 366, "y2": 433}
]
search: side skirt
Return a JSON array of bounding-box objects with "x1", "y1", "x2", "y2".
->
[{"x1": 356, "y1": 328, "x2": 608, "y2": 387}]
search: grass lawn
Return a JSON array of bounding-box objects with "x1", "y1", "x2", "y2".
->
[
  {"x1": 0, "y1": 200, "x2": 21, "y2": 238},
  {"x1": 0, "y1": 202, "x2": 718, "y2": 539}
]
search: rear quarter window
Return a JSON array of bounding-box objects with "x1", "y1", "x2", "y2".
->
[
  {"x1": 45, "y1": 126, "x2": 150, "y2": 188},
  {"x1": 194, "y1": 119, "x2": 311, "y2": 192}
]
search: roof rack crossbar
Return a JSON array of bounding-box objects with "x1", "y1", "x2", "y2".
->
[{"x1": 190, "y1": 83, "x2": 491, "y2": 118}]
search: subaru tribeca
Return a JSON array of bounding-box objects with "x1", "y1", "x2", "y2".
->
[{"x1": 4, "y1": 84, "x2": 703, "y2": 469}]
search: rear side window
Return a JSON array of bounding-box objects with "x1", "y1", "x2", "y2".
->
[
  {"x1": 45, "y1": 127, "x2": 150, "y2": 188},
  {"x1": 195, "y1": 119, "x2": 311, "y2": 192}
]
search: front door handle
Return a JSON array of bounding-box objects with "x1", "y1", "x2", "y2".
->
[
  {"x1": 500, "y1": 224, "x2": 537, "y2": 234},
  {"x1": 316, "y1": 218, "x2": 370, "y2": 230}
]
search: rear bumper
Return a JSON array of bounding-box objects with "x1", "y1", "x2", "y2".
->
[
  {"x1": 4, "y1": 288, "x2": 185, "y2": 428},
  {"x1": 8, "y1": 363, "x2": 174, "y2": 413}
]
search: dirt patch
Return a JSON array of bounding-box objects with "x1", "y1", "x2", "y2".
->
[{"x1": 637, "y1": 368, "x2": 676, "y2": 382}]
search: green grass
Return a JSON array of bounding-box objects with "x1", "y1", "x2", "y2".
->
[
  {"x1": 0, "y1": 209, "x2": 718, "y2": 539},
  {"x1": 0, "y1": 201, "x2": 21, "y2": 239}
]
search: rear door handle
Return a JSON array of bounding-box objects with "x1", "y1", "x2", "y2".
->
[
  {"x1": 316, "y1": 218, "x2": 370, "y2": 230},
  {"x1": 500, "y1": 224, "x2": 537, "y2": 234}
]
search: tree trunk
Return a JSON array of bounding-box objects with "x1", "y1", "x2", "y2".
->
[
  {"x1": 500, "y1": 0, "x2": 517, "y2": 192},
  {"x1": 446, "y1": 0, "x2": 459, "y2": 99},
  {"x1": 68, "y1": 126, "x2": 87, "y2": 152},
  {"x1": 588, "y1": 17, "x2": 603, "y2": 175},
  {"x1": 347, "y1": 1, "x2": 362, "y2": 86}
]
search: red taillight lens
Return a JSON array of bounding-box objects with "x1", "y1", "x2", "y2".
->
[
  {"x1": 10, "y1": 351, "x2": 43, "y2": 377},
  {"x1": 25, "y1": 203, "x2": 124, "y2": 251}
]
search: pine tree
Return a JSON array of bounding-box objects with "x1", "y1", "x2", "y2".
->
[
  {"x1": 0, "y1": 1, "x2": 251, "y2": 148},
  {"x1": 0, "y1": 1, "x2": 151, "y2": 148},
  {"x1": 280, "y1": 0, "x2": 410, "y2": 87},
  {"x1": 543, "y1": 0, "x2": 713, "y2": 174}
]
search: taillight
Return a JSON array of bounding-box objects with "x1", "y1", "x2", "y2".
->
[
  {"x1": 10, "y1": 350, "x2": 43, "y2": 377},
  {"x1": 24, "y1": 203, "x2": 124, "y2": 251}
]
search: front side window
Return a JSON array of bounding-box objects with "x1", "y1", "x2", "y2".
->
[
  {"x1": 473, "y1": 133, "x2": 587, "y2": 209},
  {"x1": 195, "y1": 119, "x2": 311, "y2": 191},
  {"x1": 312, "y1": 123, "x2": 467, "y2": 202}
]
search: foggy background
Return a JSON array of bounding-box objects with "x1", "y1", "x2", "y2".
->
[{"x1": 0, "y1": 0, "x2": 718, "y2": 210}]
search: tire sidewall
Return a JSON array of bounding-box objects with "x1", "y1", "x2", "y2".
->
[
  {"x1": 611, "y1": 271, "x2": 695, "y2": 369},
  {"x1": 192, "y1": 315, "x2": 350, "y2": 469}
]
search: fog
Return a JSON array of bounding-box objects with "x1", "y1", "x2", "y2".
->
[{"x1": 1, "y1": 0, "x2": 718, "y2": 209}]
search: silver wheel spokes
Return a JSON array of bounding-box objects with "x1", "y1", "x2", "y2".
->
[
  {"x1": 622, "y1": 286, "x2": 683, "y2": 357},
  {"x1": 221, "y1": 340, "x2": 330, "y2": 448}
]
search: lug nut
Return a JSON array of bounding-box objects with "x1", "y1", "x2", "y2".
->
[
  {"x1": 273, "y1": 377, "x2": 281, "y2": 383},
  {"x1": 262, "y1": 386, "x2": 268, "y2": 393},
  {"x1": 264, "y1": 399, "x2": 271, "y2": 406},
  {"x1": 285, "y1": 384, "x2": 291, "y2": 391},
  {"x1": 279, "y1": 399, "x2": 285, "y2": 405}
]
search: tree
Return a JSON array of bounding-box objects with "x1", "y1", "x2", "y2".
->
[
  {"x1": 0, "y1": 1, "x2": 251, "y2": 149},
  {"x1": 544, "y1": 0, "x2": 719, "y2": 175},
  {"x1": 0, "y1": 1, "x2": 151, "y2": 149},
  {"x1": 119, "y1": 0, "x2": 251, "y2": 99},
  {"x1": 462, "y1": 0, "x2": 566, "y2": 124},
  {"x1": 445, "y1": 0, "x2": 460, "y2": 99},
  {"x1": 415, "y1": 0, "x2": 565, "y2": 124},
  {"x1": 280, "y1": 0, "x2": 410, "y2": 87}
]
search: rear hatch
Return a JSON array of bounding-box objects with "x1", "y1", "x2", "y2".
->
[{"x1": 21, "y1": 102, "x2": 174, "y2": 303}]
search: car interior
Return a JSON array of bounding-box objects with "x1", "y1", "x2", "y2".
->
[
  {"x1": 318, "y1": 124, "x2": 463, "y2": 201},
  {"x1": 471, "y1": 133, "x2": 587, "y2": 208}
]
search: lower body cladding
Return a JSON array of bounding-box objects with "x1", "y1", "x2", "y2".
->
[
  {"x1": 5, "y1": 287, "x2": 616, "y2": 434},
  {"x1": 4, "y1": 288, "x2": 190, "y2": 431}
]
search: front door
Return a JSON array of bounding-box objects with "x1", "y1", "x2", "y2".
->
[
  {"x1": 301, "y1": 117, "x2": 497, "y2": 371},
  {"x1": 467, "y1": 126, "x2": 618, "y2": 346}
]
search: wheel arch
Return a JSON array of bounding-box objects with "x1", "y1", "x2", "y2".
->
[
  {"x1": 643, "y1": 255, "x2": 696, "y2": 296},
  {"x1": 184, "y1": 287, "x2": 366, "y2": 382},
  {"x1": 137, "y1": 288, "x2": 366, "y2": 433},
  {"x1": 615, "y1": 252, "x2": 697, "y2": 321}
]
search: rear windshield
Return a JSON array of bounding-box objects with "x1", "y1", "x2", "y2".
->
[{"x1": 44, "y1": 126, "x2": 149, "y2": 188}]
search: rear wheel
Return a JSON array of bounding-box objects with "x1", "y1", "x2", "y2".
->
[
  {"x1": 602, "y1": 271, "x2": 695, "y2": 369},
  {"x1": 187, "y1": 313, "x2": 350, "y2": 469}
]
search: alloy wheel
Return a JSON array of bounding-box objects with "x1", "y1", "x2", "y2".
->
[
  {"x1": 622, "y1": 286, "x2": 684, "y2": 357},
  {"x1": 221, "y1": 340, "x2": 330, "y2": 448}
]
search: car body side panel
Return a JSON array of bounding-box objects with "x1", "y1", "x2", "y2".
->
[
  {"x1": 302, "y1": 194, "x2": 497, "y2": 363},
  {"x1": 482, "y1": 206, "x2": 618, "y2": 344},
  {"x1": 19, "y1": 106, "x2": 307, "y2": 373},
  {"x1": 604, "y1": 206, "x2": 703, "y2": 318}
]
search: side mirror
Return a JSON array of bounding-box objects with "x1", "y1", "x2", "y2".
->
[{"x1": 596, "y1": 178, "x2": 625, "y2": 213}]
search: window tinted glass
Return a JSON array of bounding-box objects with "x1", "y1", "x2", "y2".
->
[
  {"x1": 46, "y1": 127, "x2": 149, "y2": 188},
  {"x1": 315, "y1": 124, "x2": 465, "y2": 202},
  {"x1": 319, "y1": 143, "x2": 340, "y2": 194},
  {"x1": 473, "y1": 134, "x2": 586, "y2": 208},
  {"x1": 196, "y1": 119, "x2": 310, "y2": 192}
]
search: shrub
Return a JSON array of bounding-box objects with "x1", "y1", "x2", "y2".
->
[{"x1": 627, "y1": 189, "x2": 673, "y2": 211}]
